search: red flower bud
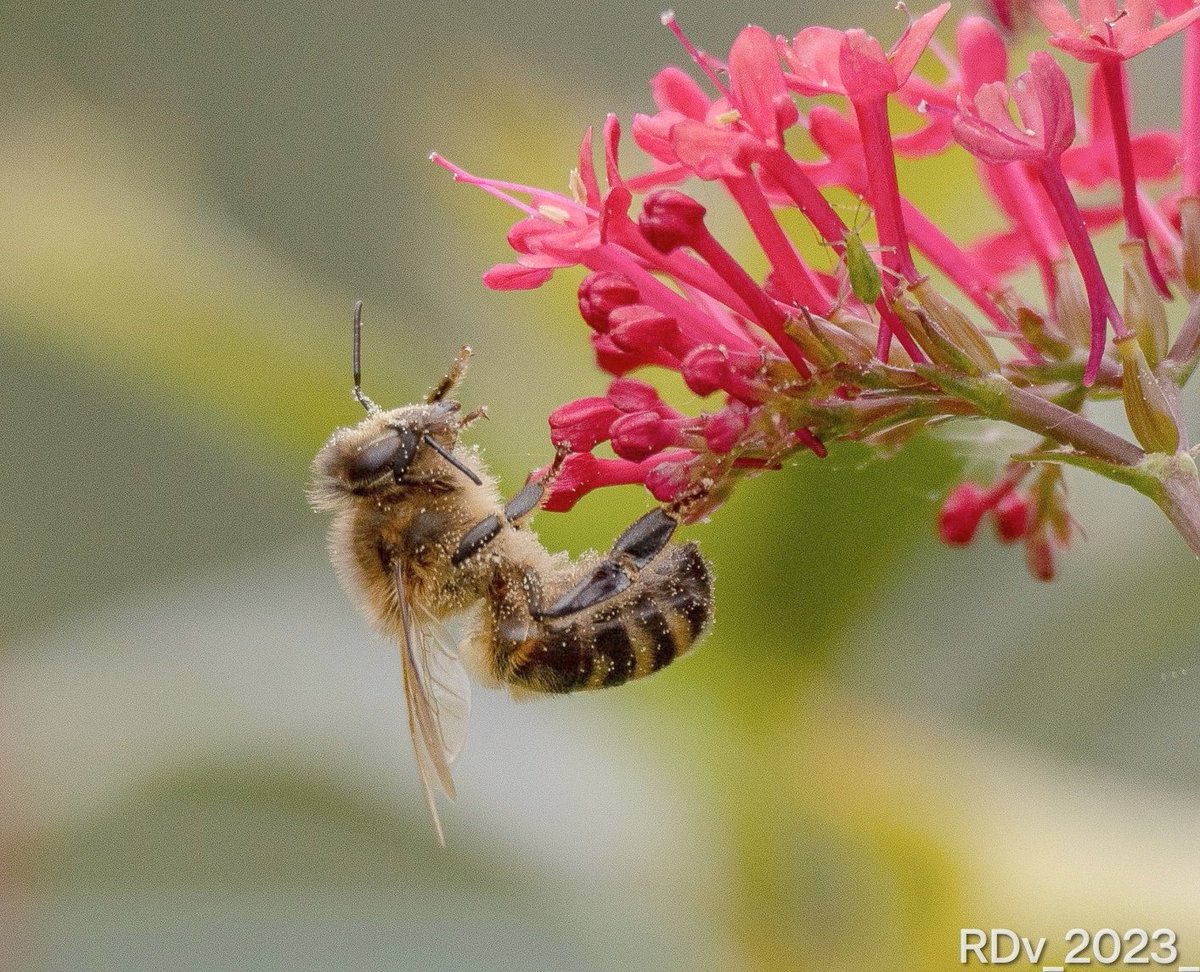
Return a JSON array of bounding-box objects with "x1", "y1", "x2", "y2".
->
[
  {"x1": 607, "y1": 377, "x2": 670, "y2": 415},
  {"x1": 992, "y1": 491, "x2": 1030, "y2": 544},
  {"x1": 937, "y1": 482, "x2": 989, "y2": 546},
  {"x1": 578, "y1": 271, "x2": 639, "y2": 332},
  {"x1": 611, "y1": 411, "x2": 682, "y2": 461},
  {"x1": 645, "y1": 457, "x2": 693, "y2": 503},
  {"x1": 1024, "y1": 530, "x2": 1056, "y2": 581},
  {"x1": 608, "y1": 305, "x2": 679, "y2": 352},
  {"x1": 548, "y1": 397, "x2": 621, "y2": 451},
  {"x1": 681, "y1": 345, "x2": 730, "y2": 396},
  {"x1": 703, "y1": 403, "x2": 752, "y2": 453},
  {"x1": 639, "y1": 189, "x2": 708, "y2": 253}
]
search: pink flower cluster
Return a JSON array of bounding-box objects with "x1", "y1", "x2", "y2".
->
[{"x1": 438, "y1": 0, "x2": 1200, "y2": 578}]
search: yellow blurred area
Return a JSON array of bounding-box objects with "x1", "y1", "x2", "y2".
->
[{"x1": 3, "y1": 3, "x2": 1200, "y2": 971}]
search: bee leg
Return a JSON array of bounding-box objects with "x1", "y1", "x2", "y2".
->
[
  {"x1": 458, "y1": 405, "x2": 488, "y2": 429},
  {"x1": 426, "y1": 346, "x2": 472, "y2": 404},
  {"x1": 453, "y1": 448, "x2": 571, "y2": 567},
  {"x1": 503, "y1": 445, "x2": 570, "y2": 527},
  {"x1": 538, "y1": 507, "x2": 680, "y2": 619}
]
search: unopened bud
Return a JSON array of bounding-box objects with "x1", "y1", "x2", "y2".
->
[
  {"x1": 608, "y1": 305, "x2": 679, "y2": 353},
  {"x1": 640, "y1": 190, "x2": 708, "y2": 253},
  {"x1": 681, "y1": 345, "x2": 730, "y2": 396},
  {"x1": 645, "y1": 457, "x2": 693, "y2": 503},
  {"x1": 1116, "y1": 334, "x2": 1180, "y2": 453},
  {"x1": 610, "y1": 411, "x2": 681, "y2": 461},
  {"x1": 703, "y1": 403, "x2": 752, "y2": 453},
  {"x1": 1024, "y1": 529, "x2": 1055, "y2": 581},
  {"x1": 607, "y1": 377, "x2": 672, "y2": 415},
  {"x1": 992, "y1": 491, "x2": 1030, "y2": 544},
  {"x1": 578, "y1": 272, "x2": 639, "y2": 332},
  {"x1": 937, "y1": 482, "x2": 989, "y2": 546},
  {"x1": 1120, "y1": 241, "x2": 1168, "y2": 367},
  {"x1": 549, "y1": 397, "x2": 622, "y2": 451}
]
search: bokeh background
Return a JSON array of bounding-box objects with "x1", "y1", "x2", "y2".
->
[{"x1": 3, "y1": 2, "x2": 1200, "y2": 970}]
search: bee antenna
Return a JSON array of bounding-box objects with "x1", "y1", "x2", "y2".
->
[{"x1": 351, "y1": 300, "x2": 379, "y2": 415}]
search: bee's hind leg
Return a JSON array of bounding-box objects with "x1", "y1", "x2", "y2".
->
[{"x1": 537, "y1": 507, "x2": 680, "y2": 619}]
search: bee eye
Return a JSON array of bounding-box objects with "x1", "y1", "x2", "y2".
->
[{"x1": 347, "y1": 428, "x2": 419, "y2": 483}]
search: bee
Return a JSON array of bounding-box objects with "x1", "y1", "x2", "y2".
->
[{"x1": 310, "y1": 302, "x2": 713, "y2": 842}]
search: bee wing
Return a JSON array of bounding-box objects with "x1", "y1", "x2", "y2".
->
[{"x1": 393, "y1": 560, "x2": 471, "y2": 845}]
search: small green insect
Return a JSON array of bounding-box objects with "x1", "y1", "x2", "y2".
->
[
  {"x1": 843, "y1": 201, "x2": 883, "y2": 305},
  {"x1": 844, "y1": 227, "x2": 882, "y2": 304}
]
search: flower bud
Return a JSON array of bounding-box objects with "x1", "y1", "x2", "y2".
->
[
  {"x1": 578, "y1": 272, "x2": 639, "y2": 332},
  {"x1": 937, "y1": 482, "x2": 989, "y2": 546},
  {"x1": 910, "y1": 279, "x2": 999, "y2": 373},
  {"x1": 609, "y1": 305, "x2": 679, "y2": 352},
  {"x1": 610, "y1": 411, "x2": 682, "y2": 461},
  {"x1": 681, "y1": 345, "x2": 730, "y2": 396},
  {"x1": 607, "y1": 378, "x2": 670, "y2": 415},
  {"x1": 548, "y1": 397, "x2": 621, "y2": 451},
  {"x1": 1120, "y1": 241, "x2": 1168, "y2": 367},
  {"x1": 645, "y1": 457, "x2": 693, "y2": 503},
  {"x1": 704, "y1": 402, "x2": 752, "y2": 453},
  {"x1": 1116, "y1": 334, "x2": 1180, "y2": 454},
  {"x1": 640, "y1": 190, "x2": 708, "y2": 253},
  {"x1": 1024, "y1": 529, "x2": 1055, "y2": 582},
  {"x1": 992, "y1": 491, "x2": 1030, "y2": 544}
]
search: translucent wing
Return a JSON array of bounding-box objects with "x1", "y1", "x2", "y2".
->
[{"x1": 392, "y1": 560, "x2": 472, "y2": 845}]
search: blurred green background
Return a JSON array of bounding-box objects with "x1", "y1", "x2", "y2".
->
[{"x1": 3, "y1": 2, "x2": 1200, "y2": 970}]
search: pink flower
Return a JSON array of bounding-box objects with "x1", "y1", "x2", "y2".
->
[
  {"x1": 438, "y1": 3, "x2": 1200, "y2": 570},
  {"x1": 954, "y1": 51, "x2": 1130, "y2": 383},
  {"x1": 1032, "y1": 0, "x2": 1200, "y2": 62}
]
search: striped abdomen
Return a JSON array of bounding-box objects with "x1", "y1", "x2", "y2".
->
[{"x1": 498, "y1": 542, "x2": 712, "y2": 694}]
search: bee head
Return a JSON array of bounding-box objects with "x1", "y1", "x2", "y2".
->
[{"x1": 309, "y1": 303, "x2": 483, "y2": 508}]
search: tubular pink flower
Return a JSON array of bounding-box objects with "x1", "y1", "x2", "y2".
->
[
  {"x1": 1032, "y1": 0, "x2": 1200, "y2": 62},
  {"x1": 804, "y1": 103, "x2": 1027, "y2": 343},
  {"x1": 1098, "y1": 59, "x2": 1173, "y2": 294},
  {"x1": 543, "y1": 450, "x2": 697, "y2": 512},
  {"x1": 728, "y1": 25, "x2": 799, "y2": 147},
  {"x1": 639, "y1": 189, "x2": 812, "y2": 378},
  {"x1": 1062, "y1": 65, "x2": 1183, "y2": 288},
  {"x1": 954, "y1": 51, "x2": 1128, "y2": 382},
  {"x1": 1161, "y1": 0, "x2": 1200, "y2": 196},
  {"x1": 438, "y1": 3, "x2": 1200, "y2": 560}
]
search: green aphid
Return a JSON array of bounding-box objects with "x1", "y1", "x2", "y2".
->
[{"x1": 845, "y1": 227, "x2": 883, "y2": 305}]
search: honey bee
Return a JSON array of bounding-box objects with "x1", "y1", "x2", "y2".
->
[{"x1": 310, "y1": 303, "x2": 713, "y2": 841}]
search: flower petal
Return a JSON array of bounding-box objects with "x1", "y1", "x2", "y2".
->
[
  {"x1": 482, "y1": 263, "x2": 556, "y2": 290},
  {"x1": 888, "y1": 2, "x2": 952, "y2": 84},
  {"x1": 839, "y1": 29, "x2": 898, "y2": 99},
  {"x1": 729, "y1": 25, "x2": 796, "y2": 145}
]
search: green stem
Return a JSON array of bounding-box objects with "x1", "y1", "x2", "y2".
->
[{"x1": 1149, "y1": 452, "x2": 1200, "y2": 558}]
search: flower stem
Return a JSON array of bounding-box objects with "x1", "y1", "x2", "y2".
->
[
  {"x1": 850, "y1": 96, "x2": 919, "y2": 284},
  {"x1": 1152, "y1": 453, "x2": 1200, "y2": 558},
  {"x1": 1035, "y1": 160, "x2": 1129, "y2": 384},
  {"x1": 1097, "y1": 60, "x2": 1171, "y2": 297}
]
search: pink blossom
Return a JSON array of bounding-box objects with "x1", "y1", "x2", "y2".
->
[
  {"x1": 1032, "y1": 0, "x2": 1200, "y2": 62},
  {"x1": 439, "y1": 3, "x2": 1200, "y2": 570}
]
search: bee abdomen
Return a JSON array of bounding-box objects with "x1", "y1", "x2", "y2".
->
[{"x1": 503, "y1": 542, "x2": 712, "y2": 694}]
